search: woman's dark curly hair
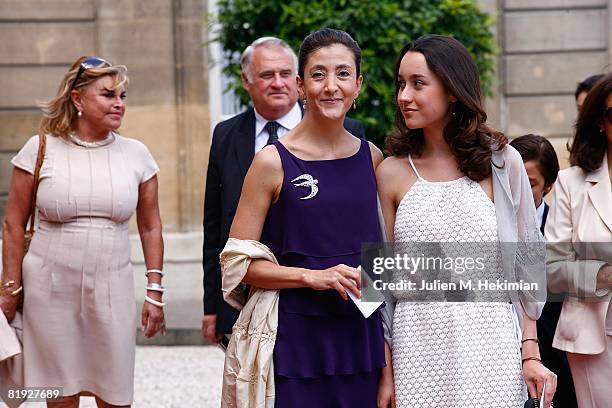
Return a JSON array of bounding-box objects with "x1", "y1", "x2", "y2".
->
[
  {"x1": 385, "y1": 35, "x2": 507, "y2": 181},
  {"x1": 569, "y1": 71, "x2": 610, "y2": 172}
]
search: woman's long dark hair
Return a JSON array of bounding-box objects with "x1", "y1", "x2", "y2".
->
[
  {"x1": 570, "y1": 72, "x2": 610, "y2": 172},
  {"x1": 386, "y1": 35, "x2": 506, "y2": 181}
]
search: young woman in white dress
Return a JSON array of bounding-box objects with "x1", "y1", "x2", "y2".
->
[{"x1": 376, "y1": 35, "x2": 557, "y2": 408}]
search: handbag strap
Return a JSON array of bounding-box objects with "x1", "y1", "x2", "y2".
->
[{"x1": 26, "y1": 134, "x2": 46, "y2": 233}]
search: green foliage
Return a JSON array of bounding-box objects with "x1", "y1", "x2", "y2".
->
[{"x1": 212, "y1": 0, "x2": 497, "y2": 147}]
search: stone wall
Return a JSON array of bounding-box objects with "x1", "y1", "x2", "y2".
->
[
  {"x1": 485, "y1": 0, "x2": 611, "y2": 167},
  {"x1": 0, "y1": 0, "x2": 209, "y2": 231}
]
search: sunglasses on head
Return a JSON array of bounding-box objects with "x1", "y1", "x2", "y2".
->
[
  {"x1": 605, "y1": 107, "x2": 612, "y2": 125},
  {"x1": 71, "y1": 57, "x2": 111, "y2": 89}
]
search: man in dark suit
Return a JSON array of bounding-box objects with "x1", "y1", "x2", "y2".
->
[{"x1": 202, "y1": 37, "x2": 364, "y2": 343}]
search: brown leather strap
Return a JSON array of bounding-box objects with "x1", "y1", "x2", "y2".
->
[{"x1": 26, "y1": 134, "x2": 46, "y2": 233}]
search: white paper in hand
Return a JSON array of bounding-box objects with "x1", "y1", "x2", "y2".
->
[{"x1": 347, "y1": 266, "x2": 384, "y2": 318}]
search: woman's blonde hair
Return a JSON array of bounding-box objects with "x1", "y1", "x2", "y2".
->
[{"x1": 38, "y1": 56, "x2": 129, "y2": 137}]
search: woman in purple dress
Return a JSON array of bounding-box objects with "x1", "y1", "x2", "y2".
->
[{"x1": 228, "y1": 28, "x2": 387, "y2": 407}]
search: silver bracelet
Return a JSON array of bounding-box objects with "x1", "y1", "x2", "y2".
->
[
  {"x1": 144, "y1": 295, "x2": 165, "y2": 307},
  {"x1": 146, "y1": 283, "x2": 166, "y2": 293},
  {"x1": 145, "y1": 268, "x2": 164, "y2": 277}
]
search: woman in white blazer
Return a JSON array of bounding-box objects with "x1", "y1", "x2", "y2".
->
[{"x1": 546, "y1": 72, "x2": 612, "y2": 408}]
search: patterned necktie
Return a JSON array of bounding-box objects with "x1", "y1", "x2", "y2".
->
[{"x1": 265, "y1": 121, "x2": 280, "y2": 145}]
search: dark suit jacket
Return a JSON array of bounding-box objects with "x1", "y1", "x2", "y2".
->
[{"x1": 203, "y1": 106, "x2": 365, "y2": 334}]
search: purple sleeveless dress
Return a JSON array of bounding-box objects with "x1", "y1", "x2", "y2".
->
[{"x1": 260, "y1": 139, "x2": 385, "y2": 408}]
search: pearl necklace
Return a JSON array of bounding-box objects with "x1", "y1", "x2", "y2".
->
[{"x1": 68, "y1": 132, "x2": 115, "y2": 148}]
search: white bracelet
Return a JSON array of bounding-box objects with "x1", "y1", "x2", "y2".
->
[
  {"x1": 144, "y1": 295, "x2": 165, "y2": 307},
  {"x1": 146, "y1": 283, "x2": 166, "y2": 293},
  {"x1": 145, "y1": 268, "x2": 164, "y2": 277}
]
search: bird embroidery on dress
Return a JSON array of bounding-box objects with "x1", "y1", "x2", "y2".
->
[{"x1": 291, "y1": 174, "x2": 319, "y2": 200}]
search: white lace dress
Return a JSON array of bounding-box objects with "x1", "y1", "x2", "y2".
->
[{"x1": 392, "y1": 156, "x2": 526, "y2": 407}]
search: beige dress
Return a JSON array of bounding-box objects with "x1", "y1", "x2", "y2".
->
[{"x1": 11, "y1": 133, "x2": 158, "y2": 405}]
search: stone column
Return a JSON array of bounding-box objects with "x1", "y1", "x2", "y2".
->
[
  {"x1": 94, "y1": 0, "x2": 209, "y2": 231},
  {"x1": 171, "y1": 0, "x2": 209, "y2": 232}
]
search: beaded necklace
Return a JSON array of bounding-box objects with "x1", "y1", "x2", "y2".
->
[{"x1": 68, "y1": 132, "x2": 115, "y2": 148}]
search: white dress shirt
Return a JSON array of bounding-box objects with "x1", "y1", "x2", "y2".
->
[
  {"x1": 536, "y1": 200, "x2": 545, "y2": 229},
  {"x1": 253, "y1": 103, "x2": 301, "y2": 153}
]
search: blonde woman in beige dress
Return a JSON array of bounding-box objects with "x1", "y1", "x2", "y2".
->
[{"x1": 0, "y1": 57, "x2": 166, "y2": 407}]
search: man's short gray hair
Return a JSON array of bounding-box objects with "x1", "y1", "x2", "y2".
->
[{"x1": 240, "y1": 37, "x2": 298, "y2": 83}]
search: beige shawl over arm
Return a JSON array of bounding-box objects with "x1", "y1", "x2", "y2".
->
[
  {"x1": 0, "y1": 313, "x2": 25, "y2": 408},
  {"x1": 0, "y1": 239, "x2": 26, "y2": 408},
  {"x1": 220, "y1": 238, "x2": 279, "y2": 408}
]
